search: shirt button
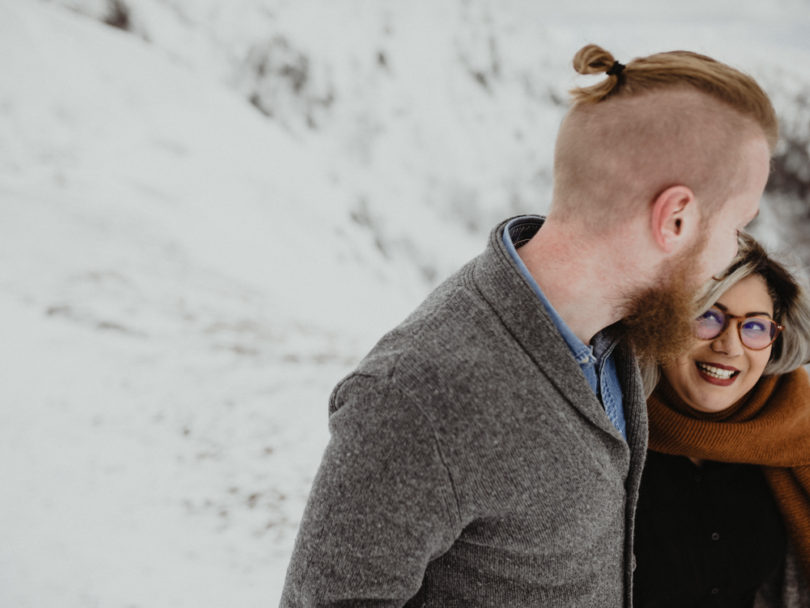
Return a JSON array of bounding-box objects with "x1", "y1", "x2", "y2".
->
[{"x1": 711, "y1": 532, "x2": 720, "y2": 541}]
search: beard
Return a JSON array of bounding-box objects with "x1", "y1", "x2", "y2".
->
[{"x1": 619, "y1": 239, "x2": 708, "y2": 364}]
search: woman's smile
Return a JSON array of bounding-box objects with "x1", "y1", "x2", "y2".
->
[{"x1": 695, "y1": 361, "x2": 740, "y2": 385}]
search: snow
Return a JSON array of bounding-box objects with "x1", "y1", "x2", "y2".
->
[{"x1": 2, "y1": 1, "x2": 810, "y2": 606}]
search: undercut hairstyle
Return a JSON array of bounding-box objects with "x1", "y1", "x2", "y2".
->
[
  {"x1": 552, "y1": 44, "x2": 778, "y2": 230},
  {"x1": 641, "y1": 232, "x2": 810, "y2": 395}
]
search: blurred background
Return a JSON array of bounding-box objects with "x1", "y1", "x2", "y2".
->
[{"x1": 2, "y1": 1, "x2": 810, "y2": 606}]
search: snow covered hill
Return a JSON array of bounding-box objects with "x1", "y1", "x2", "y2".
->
[{"x1": 2, "y1": 1, "x2": 810, "y2": 606}]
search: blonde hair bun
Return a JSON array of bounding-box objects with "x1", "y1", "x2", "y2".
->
[{"x1": 572, "y1": 44, "x2": 619, "y2": 76}]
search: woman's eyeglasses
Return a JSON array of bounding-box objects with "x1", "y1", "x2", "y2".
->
[{"x1": 694, "y1": 307, "x2": 783, "y2": 350}]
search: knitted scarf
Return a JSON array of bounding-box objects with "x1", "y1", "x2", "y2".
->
[{"x1": 647, "y1": 367, "x2": 810, "y2": 583}]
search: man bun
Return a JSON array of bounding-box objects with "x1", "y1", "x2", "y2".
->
[
  {"x1": 570, "y1": 44, "x2": 624, "y2": 102},
  {"x1": 572, "y1": 44, "x2": 620, "y2": 76},
  {"x1": 566, "y1": 43, "x2": 778, "y2": 151}
]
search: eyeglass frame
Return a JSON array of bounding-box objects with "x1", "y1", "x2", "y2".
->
[{"x1": 694, "y1": 306, "x2": 784, "y2": 351}]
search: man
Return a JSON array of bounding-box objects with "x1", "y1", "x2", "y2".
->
[{"x1": 281, "y1": 44, "x2": 777, "y2": 607}]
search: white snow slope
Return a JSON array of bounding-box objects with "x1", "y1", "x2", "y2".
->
[{"x1": 2, "y1": 1, "x2": 810, "y2": 606}]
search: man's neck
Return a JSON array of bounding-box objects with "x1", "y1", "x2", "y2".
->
[{"x1": 516, "y1": 217, "x2": 639, "y2": 344}]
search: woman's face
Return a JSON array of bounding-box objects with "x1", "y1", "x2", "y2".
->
[{"x1": 661, "y1": 274, "x2": 775, "y2": 413}]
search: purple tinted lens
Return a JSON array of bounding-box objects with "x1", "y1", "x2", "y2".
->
[
  {"x1": 740, "y1": 318, "x2": 776, "y2": 349},
  {"x1": 694, "y1": 310, "x2": 724, "y2": 340}
]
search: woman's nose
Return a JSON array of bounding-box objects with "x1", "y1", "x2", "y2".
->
[{"x1": 710, "y1": 322, "x2": 744, "y2": 356}]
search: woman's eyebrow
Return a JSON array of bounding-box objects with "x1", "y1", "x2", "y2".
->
[{"x1": 714, "y1": 302, "x2": 773, "y2": 318}]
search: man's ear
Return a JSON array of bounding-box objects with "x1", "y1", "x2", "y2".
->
[{"x1": 649, "y1": 185, "x2": 698, "y2": 253}]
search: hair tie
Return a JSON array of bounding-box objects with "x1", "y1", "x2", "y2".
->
[{"x1": 606, "y1": 60, "x2": 625, "y2": 77}]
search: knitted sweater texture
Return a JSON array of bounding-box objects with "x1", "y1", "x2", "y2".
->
[{"x1": 281, "y1": 217, "x2": 649, "y2": 607}]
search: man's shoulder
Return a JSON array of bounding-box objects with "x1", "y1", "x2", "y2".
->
[
  {"x1": 330, "y1": 265, "x2": 572, "y2": 421},
  {"x1": 351, "y1": 262, "x2": 504, "y2": 390}
]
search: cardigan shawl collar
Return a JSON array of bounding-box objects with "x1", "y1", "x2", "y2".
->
[
  {"x1": 472, "y1": 217, "x2": 648, "y2": 608},
  {"x1": 471, "y1": 216, "x2": 647, "y2": 453}
]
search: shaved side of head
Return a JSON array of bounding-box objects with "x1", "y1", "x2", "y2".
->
[
  {"x1": 552, "y1": 88, "x2": 761, "y2": 229},
  {"x1": 550, "y1": 45, "x2": 778, "y2": 232}
]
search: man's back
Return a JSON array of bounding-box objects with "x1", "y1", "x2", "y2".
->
[{"x1": 280, "y1": 220, "x2": 648, "y2": 606}]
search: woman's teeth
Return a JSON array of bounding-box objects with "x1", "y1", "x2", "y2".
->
[{"x1": 697, "y1": 362, "x2": 738, "y2": 380}]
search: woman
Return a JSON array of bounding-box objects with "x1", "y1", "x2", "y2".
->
[{"x1": 634, "y1": 233, "x2": 810, "y2": 608}]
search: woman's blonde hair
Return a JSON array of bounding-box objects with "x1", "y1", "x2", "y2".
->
[{"x1": 641, "y1": 233, "x2": 810, "y2": 396}]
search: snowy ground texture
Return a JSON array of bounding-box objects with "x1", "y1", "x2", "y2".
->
[{"x1": 2, "y1": 1, "x2": 810, "y2": 606}]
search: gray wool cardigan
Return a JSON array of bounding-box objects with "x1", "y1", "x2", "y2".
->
[{"x1": 281, "y1": 217, "x2": 649, "y2": 607}]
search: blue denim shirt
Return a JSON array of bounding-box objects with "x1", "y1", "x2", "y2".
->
[{"x1": 502, "y1": 216, "x2": 626, "y2": 440}]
